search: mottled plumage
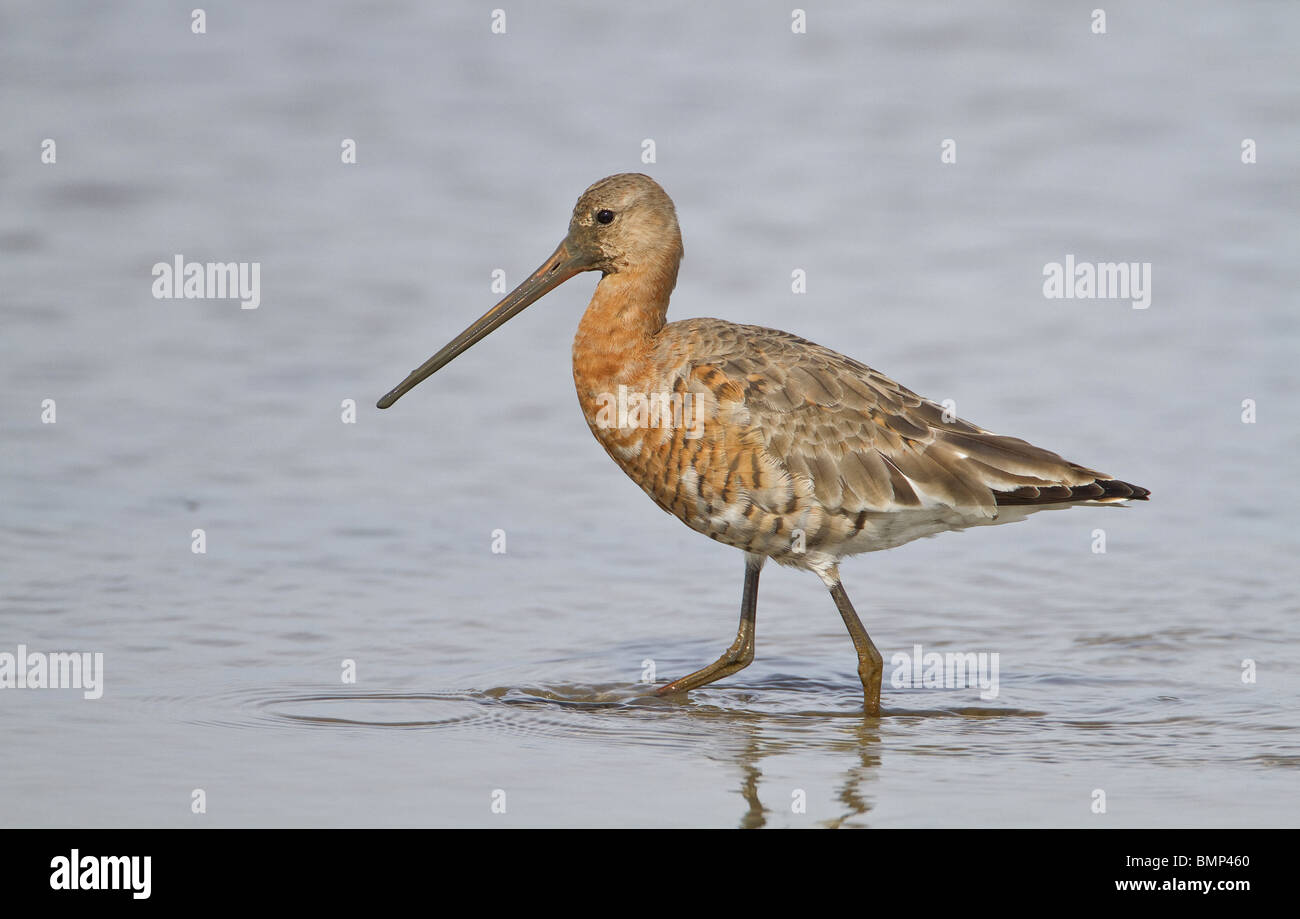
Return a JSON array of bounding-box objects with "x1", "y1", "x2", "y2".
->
[
  {"x1": 576, "y1": 316, "x2": 1147, "y2": 578},
  {"x1": 379, "y1": 173, "x2": 1149, "y2": 713}
]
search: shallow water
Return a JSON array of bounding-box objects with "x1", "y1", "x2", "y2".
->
[{"x1": 2, "y1": 1, "x2": 1298, "y2": 827}]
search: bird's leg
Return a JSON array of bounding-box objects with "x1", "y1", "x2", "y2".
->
[
  {"x1": 829, "y1": 579, "x2": 884, "y2": 715},
  {"x1": 656, "y1": 554, "x2": 763, "y2": 696}
]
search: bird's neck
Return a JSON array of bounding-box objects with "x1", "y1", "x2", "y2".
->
[{"x1": 572, "y1": 260, "x2": 677, "y2": 397}]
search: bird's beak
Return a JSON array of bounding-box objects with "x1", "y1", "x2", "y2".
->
[{"x1": 377, "y1": 239, "x2": 596, "y2": 409}]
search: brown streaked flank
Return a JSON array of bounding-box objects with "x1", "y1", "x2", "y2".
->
[{"x1": 377, "y1": 173, "x2": 1149, "y2": 714}]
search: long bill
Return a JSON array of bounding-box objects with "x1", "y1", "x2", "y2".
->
[{"x1": 376, "y1": 240, "x2": 596, "y2": 409}]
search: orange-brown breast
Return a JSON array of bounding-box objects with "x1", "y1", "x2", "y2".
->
[{"x1": 572, "y1": 283, "x2": 830, "y2": 563}]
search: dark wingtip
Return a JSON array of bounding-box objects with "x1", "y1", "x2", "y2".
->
[
  {"x1": 1101, "y1": 479, "x2": 1150, "y2": 501},
  {"x1": 994, "y1": 478, "x2": 1150, "y2": 506}
]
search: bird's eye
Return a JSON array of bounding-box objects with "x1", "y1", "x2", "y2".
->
[{"x1": 595, "y1": 209, "x2": 615, "y2": 225}]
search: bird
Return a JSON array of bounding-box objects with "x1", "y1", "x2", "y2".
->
[{"x1": 377, "y1": 173, "x2": 1148, "y2": 715}]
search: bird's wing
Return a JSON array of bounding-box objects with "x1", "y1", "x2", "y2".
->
[{"x1": 659, "y1": 318, "x2": 1137, "y2": 521}]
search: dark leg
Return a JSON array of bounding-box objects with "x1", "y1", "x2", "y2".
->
[
  {"x1": 829, "y1": 580, "x2": 883, "y2": 715},
  {"x1": 657, "y1": 554, "x2": 763, "y2": 696}
]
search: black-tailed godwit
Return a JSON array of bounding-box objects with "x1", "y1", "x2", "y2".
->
[{"x1": 378, "y1": 173, "x2": 1149, "y2": 714}]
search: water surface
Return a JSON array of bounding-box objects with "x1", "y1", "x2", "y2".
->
[{"x1": 2, "y1": 1, "x2": 1297, "y2": 827}]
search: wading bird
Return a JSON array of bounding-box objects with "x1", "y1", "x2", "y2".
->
[{"x1": 377, "y1": 174, "x2": 1148, "y2": 714}]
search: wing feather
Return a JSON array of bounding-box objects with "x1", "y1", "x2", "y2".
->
[{"x1": 655, "y1": 319, "x2": 1146, "y2": 527}]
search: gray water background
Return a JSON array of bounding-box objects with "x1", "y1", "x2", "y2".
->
[{"x1": 1, "y1": 1, "x2": 1297, "y2": 826}]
